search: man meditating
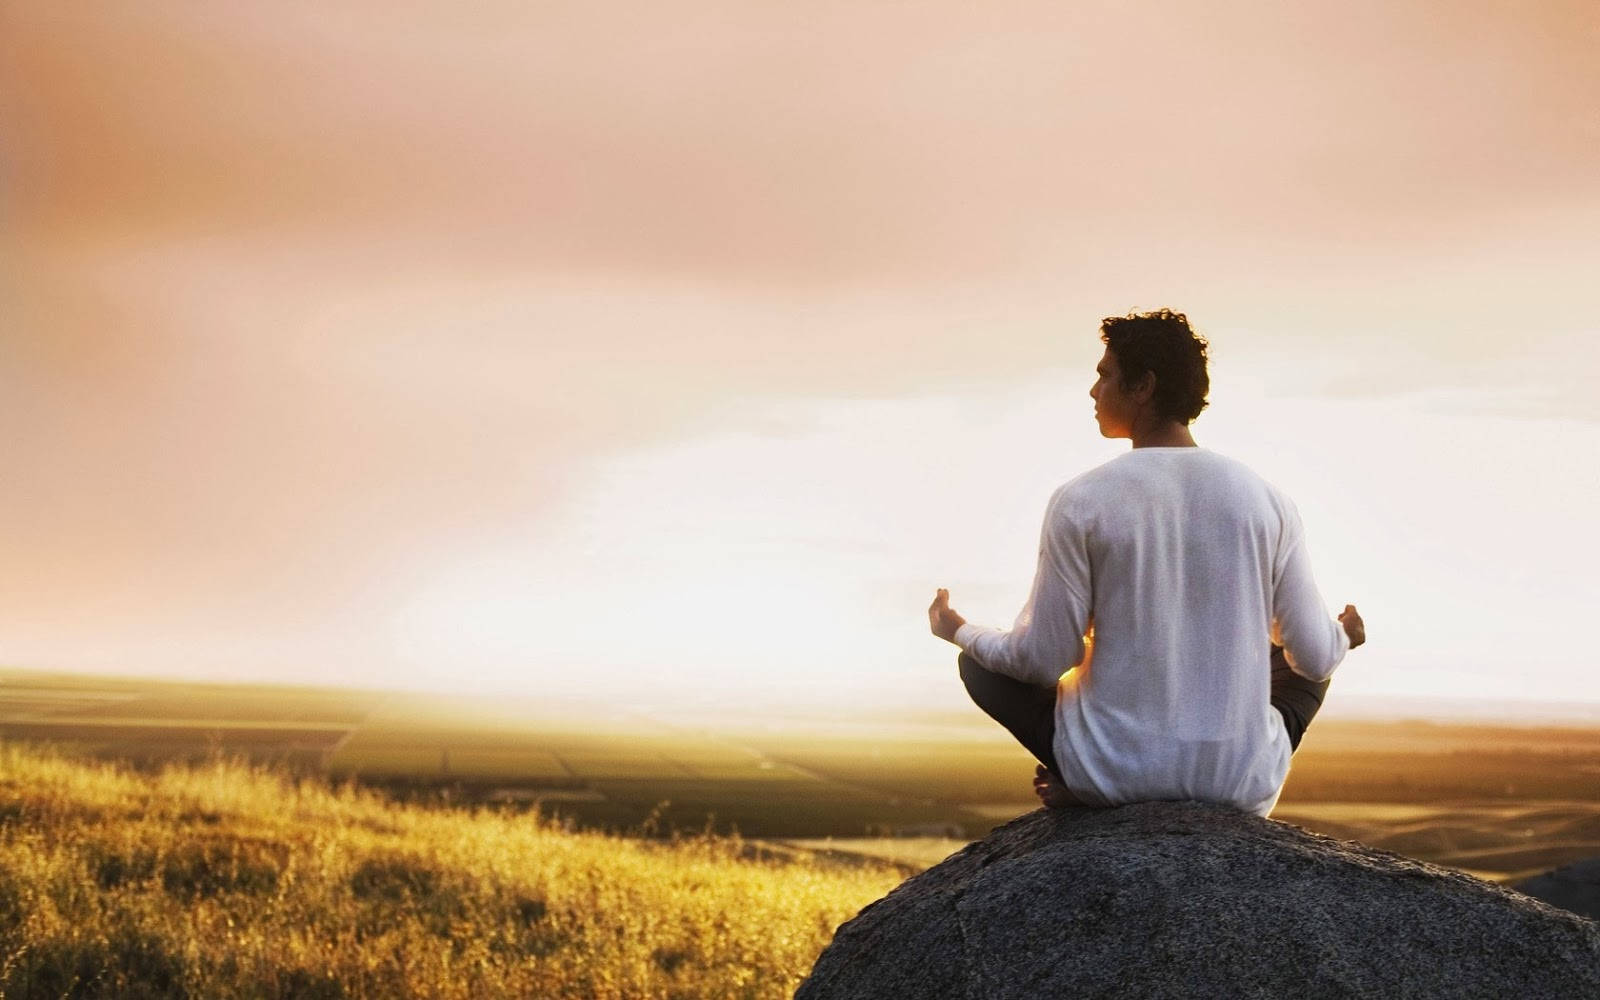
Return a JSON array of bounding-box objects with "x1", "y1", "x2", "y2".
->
[{"x1": 928, "y1": 309, "x2": 1365, "y2": 816}]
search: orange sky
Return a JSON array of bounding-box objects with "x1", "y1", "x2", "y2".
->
[{"x1": 2, "y1": 1, "x2": 1598, "y2": 715}]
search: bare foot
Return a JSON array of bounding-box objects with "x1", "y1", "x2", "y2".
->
[{"x1": 1032, "y1": 764, "x2": 1076, "y2": 809}]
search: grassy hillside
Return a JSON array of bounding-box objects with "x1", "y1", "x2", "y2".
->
[{"x1": 0, "y1": 742, "x2": 904, "y2": 999}]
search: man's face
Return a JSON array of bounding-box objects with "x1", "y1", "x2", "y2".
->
[{"x1": 1089, "y1": 348, "x2": 1138, "y2": 439}]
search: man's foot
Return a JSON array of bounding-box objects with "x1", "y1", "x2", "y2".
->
[{"x1": 1032, "y1": 764, "x2": 1076, "y2": 809}]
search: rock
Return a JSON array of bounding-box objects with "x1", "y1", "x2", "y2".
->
[
  {"x1": 1516, "y1": 856, "x2": 1600, "y2": 923},
  {"x1": 796, "y1": 802, "x2": 1600, "y2": 1000}
]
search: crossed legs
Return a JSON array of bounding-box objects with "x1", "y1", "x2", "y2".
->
[
  {"x1": 957, "y1": 652, "x2": 1088, "y2": 808},
  {"x1": 958, "y1": 645, "x2": 1333, "y2": 809}
]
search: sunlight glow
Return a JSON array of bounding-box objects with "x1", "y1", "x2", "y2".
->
[{"x1": 381, "y1": 362, "x2": 1600, "y2": 714}]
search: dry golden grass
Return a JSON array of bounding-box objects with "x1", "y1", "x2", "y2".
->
[{"x1": 0, "y1": 742, "x2": 904, "y2": 999}]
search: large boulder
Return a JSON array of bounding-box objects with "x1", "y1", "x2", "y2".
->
[{"x1": 797, "y1": 802, "x2": 1600, "y2": 999}]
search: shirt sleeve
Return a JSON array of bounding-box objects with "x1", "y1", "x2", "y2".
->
[
  {"x1": 954, "y1": 488, "x2": 1093, "y2": 688},
  {"x1": 1270, "y1": 504, "x2": 1349, "y2": 682}
]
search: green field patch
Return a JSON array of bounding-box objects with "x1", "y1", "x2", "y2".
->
[
  {"x1": 358, "y1": 691, "x2": 624, "y2": 724},
  {"x1": 603, "y1": 740, "x2": 792, "y2": 780},
  {"x1": 533, "y1": 733, "x2": 727, "y2": 756},
  {"x1": 441, "y1": 750, "x2": 570, "y2": 779},
  {"x1": 358, "y1": 700, "x2": 648, "y2": 743},
  {"x1": 590, "y1": 777, "x2": 865, "y2": 803},
  {"x1": 657, "y1": 744, "x2": 770, "y2": 766},
  {"x1": 0, "y1": 671, "x2": 149, "y2": 693},
  {"x1": 371, "y1": 749, "x2": 566, "y2": 779},
  {"x1": 67, "y1": 693, "x2": 377, "y2": 725},
  {"x1": 568, "y1": 778, "x2": 987, "y2": 837},
  {"x1": 558, "y1": 752, "x2": 697, "y2": 780},
  {"x1": 0, "y1": 695, "x2": 141, "y2": 720},
  {"x1": 329, "y1": 747, "x2": 452, "y2": 777},
  {"x1": 341, "y1": 725, "x2": 596, "y2": 753},
  {"x1": 680, "y1": 762, "x2": 819, "y2": 782},
  {"x1": 331, "y1": 746, "x2": 572, "y2": 781},
  {"x1": 743, "y1": 738, "x2": 1040, "y2": 803},
  {"x1": 0, "y1": 720, "x2": 348, "y2": 751}
]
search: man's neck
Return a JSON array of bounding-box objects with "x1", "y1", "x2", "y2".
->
[{"x1": 1129, "y1": 421, "x2": 1198, "y2": 449}]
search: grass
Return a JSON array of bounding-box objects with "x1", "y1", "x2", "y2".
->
[{"x1": 0, "y1": 741, "x2": 905, "y2": 999}]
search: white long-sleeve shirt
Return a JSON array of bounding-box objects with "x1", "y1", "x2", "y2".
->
[{"x1": 954, "y1": 447, "x2": 1348, "y2": 816}]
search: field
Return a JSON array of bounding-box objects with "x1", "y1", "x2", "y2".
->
[
  {"x1": 0, "y1": 740, "x2": 902, "y2": 998},
  {"x1": 5, "y1": 667, "x2": 1600, "y2": 888},
  {"x1": 4, "y1": 667, "x2": 1599, "y2": 997}
]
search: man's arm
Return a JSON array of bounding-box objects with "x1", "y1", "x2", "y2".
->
[
  {"x1": 1271, "y1": 515, "x2": 1359, "y2": 681},
  {"x1": 929, "y1": 490, "x2": 1092, "y2": 688}
]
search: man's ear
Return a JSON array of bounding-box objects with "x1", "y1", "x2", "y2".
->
[{"x1": 1131, "y1": 371, "x2": 1157, "y2": 404}]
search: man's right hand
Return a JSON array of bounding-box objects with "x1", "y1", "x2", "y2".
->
[
  {"x1": 1339, "y1": 604, "x2": 1365, "y2": 649},
  {"x1": 928, "y1": 588, "x2": 967, "y2": 645}
]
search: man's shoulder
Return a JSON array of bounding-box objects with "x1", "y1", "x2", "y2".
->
[
  {"x1": 1054, "y1": 449, "x2": 1292, "y2": 510},
  {"x1": 1057, "y1": 448, "x2": 1250, "y2": 487},
  {"x1": 1051, "y1": 456, "x2": 1129, "y2": 502},
  {"x1": 1046, "y1": 453, "x2": 1160, "y2": 518}
]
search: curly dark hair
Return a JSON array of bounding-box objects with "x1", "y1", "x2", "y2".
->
[{"x1": 1099, "y1": 308, "x2": 1211, "y2": 425}]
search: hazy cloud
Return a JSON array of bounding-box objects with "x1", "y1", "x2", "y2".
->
[{"x1": 2, "y1": 0, "x2": 1597, "y2": 693}]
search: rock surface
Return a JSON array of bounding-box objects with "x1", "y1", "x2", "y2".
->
[
  {"x1": 1516, "y1": 856, "x2": 1600, "y2": 923},
  {"x1": 796, "y1": 802, "x2": 1600, "y2": 1000}
]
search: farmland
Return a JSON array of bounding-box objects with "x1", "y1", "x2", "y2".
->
[{"x1": 4, "y1": 667, "x2": 1599, "y2": 883}]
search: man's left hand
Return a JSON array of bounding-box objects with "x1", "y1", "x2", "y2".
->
[
  {"x1": 1338, "y1": 604, "x2": 1366, "y2": 649},
  {"x1": 928, "y1": 588, "x2": 967, "y2": 644}
]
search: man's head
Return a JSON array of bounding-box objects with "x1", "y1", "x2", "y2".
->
[{"x1": 1093, "y1": 309, "x2": 1210, "y2": 436}]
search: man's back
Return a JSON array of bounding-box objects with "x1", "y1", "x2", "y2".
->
[{"x1": 1050, "y1": 448, "x2": 1347, "y2": 815}]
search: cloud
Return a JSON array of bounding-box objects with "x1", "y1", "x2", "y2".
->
[{"x1": 2, "y1": 0, "x2": 1597, "y2": 694}]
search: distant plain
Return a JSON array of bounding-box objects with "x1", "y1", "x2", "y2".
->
[{"x1": 3, "y1": 667, "x2": 1597, "y2": 884}]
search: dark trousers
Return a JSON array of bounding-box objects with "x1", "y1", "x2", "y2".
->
[{"x1": 957, "y1": 644, "x2": 1330, "y2": 793}]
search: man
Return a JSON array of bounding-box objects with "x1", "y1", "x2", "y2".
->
[{"x1": 928, "y1": 309, "x2": 1364, "y2": 817}]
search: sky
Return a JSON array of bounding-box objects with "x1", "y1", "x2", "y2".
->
[{"x1": 2, "y1": 1, "x2": 1598, "y2": 718}]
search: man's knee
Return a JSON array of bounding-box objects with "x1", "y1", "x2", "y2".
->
[
  {"x1": 1271, "y1": 667, "x2": 1332, "y2": 753},
  {"x1": 960, "y1": 651, "x2": 998, "y2": 702}
]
